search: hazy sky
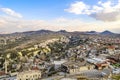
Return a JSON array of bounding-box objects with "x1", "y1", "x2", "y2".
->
[{"x1": 0, "y1": 0, "x2": 120, "y2": 33}]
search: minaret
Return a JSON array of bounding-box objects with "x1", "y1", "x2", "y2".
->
[
  {"x1": 5, "y1": 59, "x2": 8, "y2": 74},
  {"x1": 4, "y1": 39, "x2": 7, "y2": 45},
  {"x1": 4, "y1": 39, "x2": 7, "y2": 74}
]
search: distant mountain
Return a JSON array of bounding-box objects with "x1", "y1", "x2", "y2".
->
[
  {"x1": 23, "y1": 29, "x2": 53, "y2": 34},
  {"x1": 0, "y1": 29, "x2": 119, "y2": 36},
  {"x1": 85, "y1": 31, "x2": 99, "y2": 34},
  {"x1": 57, "y1": 30, "x2": 67, "y2": 33},
  {"x1": 10, "y1": 29, "x2": 54, "y2": 36},
  {"x1": 100, "y1": 30, "x2": 115, "y2": 35}
]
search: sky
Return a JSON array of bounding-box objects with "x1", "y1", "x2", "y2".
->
[{"x1": 0, "y1": 0, "x2": 120, "y2": 33}]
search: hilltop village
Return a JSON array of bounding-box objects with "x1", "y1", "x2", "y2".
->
[{"x1": 0, "y1": 30, "x2": 120, "y2": 80}]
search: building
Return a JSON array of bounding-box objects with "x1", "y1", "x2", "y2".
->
[
  {"x1": 17, "y1": 70, "x2": 41, "y2": 80},
  {"x1": 62, "y1": 60, "x2": 94, "y2": 74},
  {"x1": 87, "y1": 58, "x2": 110, "y2": 70}
]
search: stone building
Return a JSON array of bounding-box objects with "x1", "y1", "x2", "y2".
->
[
  {"x1": 62, "y1": 61, "x2": 94, "y2": 74},
  {"x1": 17, "y1": 70, "x2": 41, "y2": 80}
]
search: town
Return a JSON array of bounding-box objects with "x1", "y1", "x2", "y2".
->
[{"x1": 0, "y1": 30, "x2": 120, "y2": 80}]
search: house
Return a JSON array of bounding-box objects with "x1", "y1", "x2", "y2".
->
[
  {"x1": 60, "y1": 78, "x2": 77, "y2": 80},
  {"x1": 106, "y1": 46, "x2": 116, "y2": 55},
  {"x1": 52, "y1": 59, "x2": 66, "y2": 69},
  {"x1": 107, "y1": 53, "x2": 120, "y2": 62},
  {"x1": 95, "y1": 62, "x2": 109, "y2": 70},
  {"x1": 0, "y1": 71, "x2": 17, "y2": 80},
  {"x1": 0, "y1": 75, "x2": 17, "y2": 80}
]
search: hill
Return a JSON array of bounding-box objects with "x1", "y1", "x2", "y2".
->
[{"x1": 100, "y1": 30, "x2": 115, "y2": 35}]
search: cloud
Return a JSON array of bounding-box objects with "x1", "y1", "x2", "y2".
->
[
  {"x1": 90, "y1": 12, "x2": 120, "y2": 21},
  {"x1": 0, "y1": 8, "x2": 22, "y2": 18},
  {"x1": 65, "y1": 0, "x2": 120, "y2": 21},
  {"x1": 64, "y1": 1, "x2": 91, "y2": 15},
  {"x1": 0, "y1": 16, "x2": 120, "y2": 33}
]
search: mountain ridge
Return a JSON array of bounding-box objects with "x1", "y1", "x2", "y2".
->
[{"x1": 0, "y1": 29, "x2": 119, "y2": 35}]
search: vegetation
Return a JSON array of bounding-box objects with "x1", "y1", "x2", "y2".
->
[
  {"x1": 112, "y1": 63, "x2": 120, "y2": 68},
  {"x1": 112, "y1": 75, "x2": 120, "y2": 80}
]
